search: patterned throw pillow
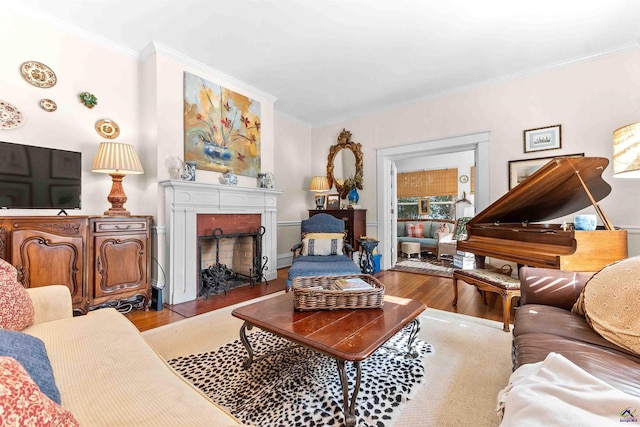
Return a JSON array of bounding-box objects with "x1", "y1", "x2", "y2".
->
[
  {"x1": 406, "y1": 223, "x2": 423, "y2": 238},
  {"x1": 0, "y1": 259, "x2": 34, "y2": 331},
  {"x1": 301, "y1": 236, "x2": 344, "y2": 256},
  {"x1": 582, "y1": 257, "x2": 640, "y2": 355},
  {"x1": 430, "y1": 222, "x2": 451, "y2": 238},
  {"x1": 0, "y1": 357, "x2": 80, "y2": 426}
]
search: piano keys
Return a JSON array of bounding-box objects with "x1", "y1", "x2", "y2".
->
[{"x1": 456, "y1": 156, "x2": 628, "y2": 273}]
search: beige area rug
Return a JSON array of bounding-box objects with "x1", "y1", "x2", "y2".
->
[{"x1": 142, "y1": 293, "x2": 512, "y2": 427}]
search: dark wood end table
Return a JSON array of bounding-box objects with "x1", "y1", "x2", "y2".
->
[{"x1": 232, "y1": 292, "x2": 426, "y2": 427}]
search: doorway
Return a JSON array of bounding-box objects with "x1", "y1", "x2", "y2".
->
[{"x1": 375, "y1": 132, "x2": 490, "y2": 270}]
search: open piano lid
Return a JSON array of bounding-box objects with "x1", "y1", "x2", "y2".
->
[{"x1": 470, "y1": 156, "x2": 612, "y2": 227}]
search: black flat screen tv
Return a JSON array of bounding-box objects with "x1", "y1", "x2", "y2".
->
[{"x1": 0, "y1": 141, "x2": 82, "y2": 210}]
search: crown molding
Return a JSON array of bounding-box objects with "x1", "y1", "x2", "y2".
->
[
  {"x1": 310, "y1": 42, "x2": 640, "y2": 128},
  {"x1": 9, "y1": 5, "x2": 277, "y2": 103},
  {"x1": 274, "y1": 110, "x2": 312, "y2": 127},
  {"x1": 8, "y1": 4, "x2": 639, "y2": 128},
  {"x1": 8, "y1": 4, "x2": 140, "y2": 59},
  {"x1": 142, "y1": 41, "x2": 277, "y2": 103}
]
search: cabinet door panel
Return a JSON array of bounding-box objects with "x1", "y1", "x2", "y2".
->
[
  {"x1": 93, "y1": 235, "x2": 147, "y2": 298},
  {"x1": 12, "y1": 230, "x2": 84, "y2": 306}
]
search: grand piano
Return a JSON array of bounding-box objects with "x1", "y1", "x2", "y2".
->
[{"x1": 456, "y1": 156, "x2": 628, "y2": 273}]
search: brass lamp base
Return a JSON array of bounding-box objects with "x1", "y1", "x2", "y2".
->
[{"x1": 104, "y1": 172, "x2": 131, "y2": 217}]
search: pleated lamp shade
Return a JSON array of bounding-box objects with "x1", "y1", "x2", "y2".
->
[
  {"x1": 613, "y1": 121, "x2": 640, "y2": 178},
  {"x1": 91, "y1": 142, "x2": 144, "y2": 174},
  {"x1": 309, "y1": 176, "x2": 330, "y2": 192}
]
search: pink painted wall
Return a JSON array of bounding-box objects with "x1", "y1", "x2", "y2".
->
[{"x1": 300, "y1": 48, "x2": 640, "y2": 255}]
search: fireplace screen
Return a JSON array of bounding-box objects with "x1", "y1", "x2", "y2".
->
[{"x1": 198, "y1": 226, "x2": 267, "y2": 297}]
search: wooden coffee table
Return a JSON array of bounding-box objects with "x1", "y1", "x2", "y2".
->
[{"x1": 231, "y1": 292, "x2": 426, "y2": 427}]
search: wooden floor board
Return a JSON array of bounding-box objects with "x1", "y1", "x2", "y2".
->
[{"x1": 126, "y1": 268, "x2": 513, "y2": 332}]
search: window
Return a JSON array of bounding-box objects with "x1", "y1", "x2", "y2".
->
[
  {"x1": 397, "y1": 168, "x2": 458, "y2": 220},
  {"x1": 398, "y1": 196, "x2": 455, "y2": 219}
]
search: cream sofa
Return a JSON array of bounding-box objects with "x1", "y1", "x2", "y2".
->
[{"x1": 22, "y1": 285, "x2": 243, "y2": 426}]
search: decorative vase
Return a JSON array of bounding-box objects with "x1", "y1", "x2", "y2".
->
[
  {"x1": 348, "y1": 187, "x2": 359, "y2": 204},
  {"x1": 265, "y1": 172, "x2": 274, "y2": 189},
  {"x1": 223, "y1": 170, "x2": 238, "y2": 185},
  {"x1": 181, "y1": 161, "x2": 197, "y2": 181},
  {"x1": 257, "y1": 173, "x2": 268, "y2": 188}
]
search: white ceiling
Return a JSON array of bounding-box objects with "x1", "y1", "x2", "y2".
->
[{"x1": 12, "y1": 0, "x2": 640, "y2": 126}]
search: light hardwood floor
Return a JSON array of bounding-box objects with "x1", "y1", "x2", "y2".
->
[{"x1": 126, "y1": 268, "x2": 513, "y2": 332}]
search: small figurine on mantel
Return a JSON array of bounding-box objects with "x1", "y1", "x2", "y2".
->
[
  {"x1": 181, "y1": 161, "x2": 196, "y2": 181},
  {"x1": 221, "y1": 170, "x2": 238, "y2": 185},
  {"x1": 257, "y1": 172, "x2": 274, "y2": 189}
]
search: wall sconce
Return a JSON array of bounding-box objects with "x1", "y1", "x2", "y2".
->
[
  {"x1": 91, "y1": 142, "x2": 144, "y2": 216},
  {"x1": 613, "y1": 121, "x2": 640, "y2": 178},
  {"x1": 309, "y1": 176, "x2": 329, "y2": 209}
]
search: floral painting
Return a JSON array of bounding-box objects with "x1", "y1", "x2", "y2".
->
[{"x1": 184, "y1": 71, "x2": 261, "y2": 176}]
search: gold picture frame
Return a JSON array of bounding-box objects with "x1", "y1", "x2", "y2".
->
[{"x1": 418, "y1": 197, "x2": 430, "y2": 215}]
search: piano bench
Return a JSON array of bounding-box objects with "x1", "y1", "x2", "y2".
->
[{"x1": 452, "y1": 269, "x2": 521, "y2": 332}]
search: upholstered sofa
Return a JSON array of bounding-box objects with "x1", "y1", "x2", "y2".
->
[
  {"x1": 0, "y1": 259, "x2": 243, "y2": 426},
  {"x1": 287, "y1": 213, "x2": 360, "y2": 290},
  {"x1": 498, "y1": 259, "x2": 640, "y2": 425},
  {"x1": 397, "y1": 219, "x2": 454, "y2": 258}
]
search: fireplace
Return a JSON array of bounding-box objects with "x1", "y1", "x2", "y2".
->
[
  {"x1": 160, "y1": 180, "x2": 282, "y2": 305},
  {"x1": 197, "y1": 213, "x2": 268, "y2": 296}
]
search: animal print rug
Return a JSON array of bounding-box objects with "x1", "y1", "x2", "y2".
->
[{"x1": 169, "y1": 325, "x2": 432, "y2": 427}]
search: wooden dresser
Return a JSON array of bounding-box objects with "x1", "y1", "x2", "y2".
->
[
  {"x1": 308, "y1": 209, "x2": 367, "y2": 250},
  {"x1": 0, "y1": 215, "x2": 151, "y2": 315}
]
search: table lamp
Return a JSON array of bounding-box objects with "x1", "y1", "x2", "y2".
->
[
  {"x1": 310, "y1": 176, "x2": 329, "y2": 209},
  {"x1": 613, "y1": 121, "x2": 640, "y2": 178},
  {"x1": 91, "y1": 142, "x2": 144, "y2": 216}
]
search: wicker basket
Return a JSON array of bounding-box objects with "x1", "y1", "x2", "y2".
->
[{"x1": 292, "y1": 274, "x2": 385, "y2": 311}]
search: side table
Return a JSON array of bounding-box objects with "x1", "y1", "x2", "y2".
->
[{"x1": 357, "y1": 238, "x2": 379, "y2": 274}]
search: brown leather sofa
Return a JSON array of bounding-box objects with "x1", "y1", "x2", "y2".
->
[{"x1": 512, "y1": 266, "x2": 640, "y2": 397}]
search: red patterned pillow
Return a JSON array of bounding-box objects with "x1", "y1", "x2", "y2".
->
[
  {"x1": 0, "y1": 258, "x2": 17, "y2": 283},
  {"x1": 0, "y1": 356, "x2": 80, "y2": 426},
  {"x1": 406, "y1": 223, "x2": 424, "y2": 238},
  {"x1": 0, "y1": 259, "x2": 34, "y2": 331}
]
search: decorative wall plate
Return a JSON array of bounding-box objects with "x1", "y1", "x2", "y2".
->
[
  {"x1": 0, "y1": 100, "x2": 24, "y2": 129},
  {"x1": 39, "y1": 99, "x2": 57, "y2": 112},
  {"x1": 95, "y1": 119, "x2": 120, "y2": 139},
  {"x1": 20, "y1": 61, "x2": 57, "y2": 88}
]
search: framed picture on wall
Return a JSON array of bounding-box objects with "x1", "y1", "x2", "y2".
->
[
  {"x1": 523, "y1": 124, "x2": 562, "y2": 153},
  {"x1": 418, "y1": 197, "x2": 430, "y2": 215},
  {"x1": 508, "y1": 153, "x2": 584, "y2": 189},
  {"x1": 326, "y1": 194, "x2": 340, "y2": 209}
]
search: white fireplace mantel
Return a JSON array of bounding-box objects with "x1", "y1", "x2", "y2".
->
[{"x1": 160, "y1": 180, "x2": 283, "y2": 305}]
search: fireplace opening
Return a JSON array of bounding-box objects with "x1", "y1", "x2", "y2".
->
[{"x1": 198, "y1": 226, "x2": 268, "y2": 297}]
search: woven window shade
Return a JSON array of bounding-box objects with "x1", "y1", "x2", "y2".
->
[
  {"x1": 470, "y1": 166, "x2": 475, "y2": 194},
  {"x1": 397, "y1": 169, "x2": 458, "y2": 198}
]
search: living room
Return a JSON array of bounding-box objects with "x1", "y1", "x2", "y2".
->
[
  {"x1": 3, "y1": 3, "x2": 640, "y2": 276},
  {"x1": 2, "y1": 2, "x2": 640, "y2": 426}
]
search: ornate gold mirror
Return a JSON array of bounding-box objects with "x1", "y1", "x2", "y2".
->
[{"x1": 326, "y1": 129, "x2": 363, "y2": 199}]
